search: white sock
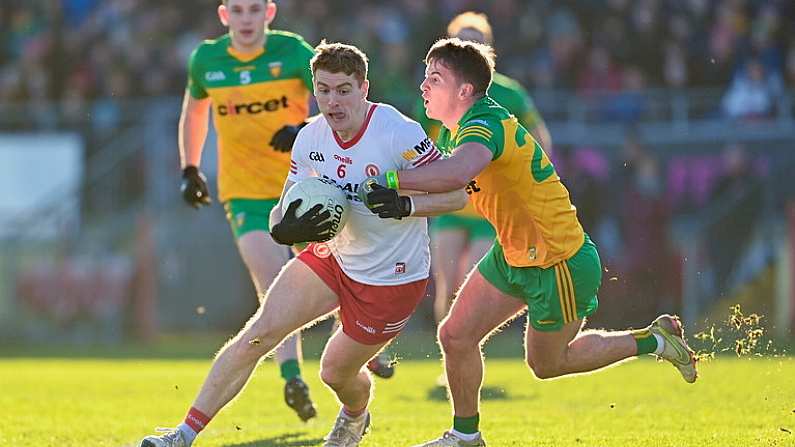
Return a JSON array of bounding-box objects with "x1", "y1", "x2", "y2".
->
[
  {"x1": 451, "y1": 429, "x2": 480, "y2": 441},
  {"x1": 341, "y1": 407, "x2": 367, "y2": 421},
  {"x1": 653, "y1": 333, "x2": 665, "y2": 355},
  {"x1": 177, "y1": 423, "x2": 197, "y2": 445}
]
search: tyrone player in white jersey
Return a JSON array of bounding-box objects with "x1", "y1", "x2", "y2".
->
[{"x1": 139, "y1": 41, "x2": 466, "y2": 447}]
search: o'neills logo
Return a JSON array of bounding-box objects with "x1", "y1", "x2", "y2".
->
[
  {"x1": 334, "y1": 154, "x2": 353, "y2": 165},
  {"x1": 356, "y1": 320, "x2": 376, "y2": 334},
  {"x1": 187, "y1": 414, "x2": 206, "y2": 430},
  {"x1": 327, "y1": 200, "x2": 345, "y2": 235}
]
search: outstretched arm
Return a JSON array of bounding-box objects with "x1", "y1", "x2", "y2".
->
[
  {"x1": 360, "y1": 185, "x2": 467, "y2": 219},
  {"x1": 406, "y1": 189, "x2": 468, "y2": 217},
  {"x1": 396, "y1": 142, "x2": 492, "y2": 193}
]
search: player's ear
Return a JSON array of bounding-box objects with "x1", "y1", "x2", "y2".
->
[
  {"x1": 360, "y1": 79, "x2": 370, "y2": 98},
  {"x1": 265, "y1": 1, "x2": 277, "y2": 25},
  {"x1": 217, "y1": 4, "x2": 229, "y2": 26},
  {"x1": 458, "y1": 82, "x2": 474, "y2": 100}
]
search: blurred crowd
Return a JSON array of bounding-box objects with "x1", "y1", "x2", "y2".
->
[
  {"x1": 3, "y1": 0, "x2": 792, "y2": 332},
  {"x1": 553, "y1": 131, "x2": 772, "y2": 327},
  {"x1": 2, "y1": 0, "x2": 794, "y2": 119}
]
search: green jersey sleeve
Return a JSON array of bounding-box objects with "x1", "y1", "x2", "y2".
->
[
  {"x1": 521, "y1": 95, "x2": 542, "y2": 131},
  {"x1": 456, "y1": 116, "x2": 505, "y2": 160},
  {"x1": 294, "y1": 36, "x2": 315, "y2": 91},
  {"x1": 186, "y1": 44, "x2": 208, "y2": 99}
]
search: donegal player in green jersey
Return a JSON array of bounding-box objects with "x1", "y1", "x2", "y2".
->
[
  {"x1": 413, "y1": 12, "x2": 553, "y2": 347},
  {"x1": 363, "y1": 39, "x2": 698, "y2": 447},
  {"x1": 176, "y1": 0, "x2": 317, "y2": 424}
]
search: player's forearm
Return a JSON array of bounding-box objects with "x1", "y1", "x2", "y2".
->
[
  {"x1": 178, "y1": 94, "x2": 210, "y2": 168},
  {"x1": 397, "y1": 161, "x2": 471, "y2": 193},
  {"x1": 397, "y1": 142, "x2": 492, "y2": 193},
  {"x1": 409, "y1": 189, "x2": 468, "y2": 217}
]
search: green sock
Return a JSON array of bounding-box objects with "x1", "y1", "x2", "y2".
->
[
  {"x1": 632, "y1": 328, "x2": 658, "y2": 355},
  {"x1": 453, "y1": 414, "x2": 479, "y2": 434},
  {"x1": 280, "y1": 359, "x2": 301, "y2": 381}
]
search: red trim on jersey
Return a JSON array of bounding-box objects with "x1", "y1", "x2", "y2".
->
[
  {"x1": 415, "y1": 151, "x2": 442, "y2": 167},
  {"x1": 298, "y1": 244, "x2": 428, "y2": 345},
  {"x1": 333, "y1": 104, "x2": 378, "y2": 150},
  {"x1": 412, "y1": 148, "x2": 441, "y2": 167}
]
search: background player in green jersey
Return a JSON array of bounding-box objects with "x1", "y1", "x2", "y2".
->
[
  {"x1": 414, "y1": 13, "x2": 553, "y2": 359},
  {"x1": 177, "y1": 0, "x2": 318, "y2": 423},
  {"x1": 364, "y1": 38, "x2": 698, "y2": 447}
]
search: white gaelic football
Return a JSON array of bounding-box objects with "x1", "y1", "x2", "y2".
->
[{"x1": 283, "y1": 177, "x2": 350, "y2": 239}]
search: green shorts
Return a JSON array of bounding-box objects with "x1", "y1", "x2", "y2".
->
[
  {"x1": 478, "y1": 234, "x2": 601, "y2": 332},
  {"x1": 224, "y1": 198, "x2": 280, "y2": 240},
  {"x1": 430, "y1": 214, "x2": 496, "y2": 241}
]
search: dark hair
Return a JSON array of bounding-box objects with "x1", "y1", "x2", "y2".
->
[
  {"x1": 425, "y1": 37, "x2": 495, "y2": 96},
  {"x1": 311, "y1": 41, "x2": 369, "y2": 85}
]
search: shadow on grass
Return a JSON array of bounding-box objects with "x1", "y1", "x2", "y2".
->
[
  {"x1": 427, "y1": 385, "x2": 512, "y2": 402},
  {"x1": 223, "y1": 431, "x2": 324, "y2": 447}
]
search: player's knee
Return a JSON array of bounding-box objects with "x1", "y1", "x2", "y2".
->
[
  {"x1": 229, "y1": 326, "x2": 285, "y2": 360},
  {"x1": 319, "y1": 361, "x2": 353, "y2": 391},
  {"x1": 525, "y1": 357, "x2": 563, "y2": 380},
  {"x1": 438, "y1": 323, "x2": 476, "y2": 355}
]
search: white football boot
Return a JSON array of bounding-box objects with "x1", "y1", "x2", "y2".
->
[{"x1": 649, "y1": 314, "x2": 698, "y2": 383}]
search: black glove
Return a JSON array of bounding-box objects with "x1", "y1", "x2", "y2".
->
[
  {"x1": 269, "y1": 121, "x2": 307, "y2": 152},
  {"x1": 270, "y1": 199, "x2": 334, "y2": 245},
  {"x1": 366, "y1": 184, "x2": 413, "y2": 219},
  {"x1": 180, "y1": 166, "x2": 212, "y2": 209}
]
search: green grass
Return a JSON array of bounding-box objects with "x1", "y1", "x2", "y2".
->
[{"x1": 0, "y1": 355, "x2": 793, "y2": 446}]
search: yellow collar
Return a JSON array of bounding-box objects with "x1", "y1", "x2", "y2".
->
[{"x1": 227, "y1": 44, "x2": 265, "y2": 62}]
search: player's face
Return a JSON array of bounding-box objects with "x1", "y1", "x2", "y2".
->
[
  {"x1": 420, "y1": 59, "x2": 462, "y2": 123},
  {"x1": 314, "y1": 69, "x2": 370, "y2": 136},
  {"x1": 218, "y1": 0, "x2": 275, "y2": 50}
]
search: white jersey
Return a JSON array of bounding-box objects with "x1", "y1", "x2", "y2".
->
[{"x1": 288, "y1": 103, "x2": 442, "y2": 285}]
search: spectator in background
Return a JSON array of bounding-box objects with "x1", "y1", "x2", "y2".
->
[
  {"x1": 722, "y1": 57, "x2": 784, "y2": 120},
  {"x1": 706, "y1": 143, "x2": 764, "y2": 296},
  {"x1": 785, "y1": 42, "x2": 795, "y2": 86},
  {"x1": 620, "y1": 151, "x2": 676, "y2": 325}
]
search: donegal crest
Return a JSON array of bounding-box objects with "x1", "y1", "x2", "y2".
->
[{"x1": 268, "y1": 61, "x2": 282, "y2": 78}]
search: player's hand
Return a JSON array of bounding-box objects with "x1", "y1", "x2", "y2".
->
[
  {"x1": 365, "y1": 184, "x2": 413, "y2": 219},
  {"x1": 270, "y1": 199, "x2": 333, "y2": 245},
  {"x1": 269, "y1": 121, "x2": 307, "y2": 152},
  {"x1": 180, "y1": 166, "x2": 212, "y2": 209},
  {"x1": 357, "y1": 175, "x2": 387, "y2": 208}
]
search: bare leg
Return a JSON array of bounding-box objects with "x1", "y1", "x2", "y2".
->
[
  {"x1": 525, "y1": 321, "x2": 639, "y2": 379},
  {"x1": 237, "y1": 231, "x2": 301, "y2": 365},
  {"x1": 191, "y1": 259, "x2": 338, "y2": 417},
  {"x1": 438, "y1": 268, "x2": 526, "y2": 417},
  {"x1": 431, "y1": 229, "x2": 468, "y2": 324},
  {"x1": 319, "y1": 327, "x2": 388, "y2": 412},
  {"x1": 463, "y1": 239, "x2": 492, "y2": 277}
]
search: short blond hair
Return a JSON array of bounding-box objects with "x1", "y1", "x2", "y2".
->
[
  {"x1": 221, "y1": 0, "x2": 271, "y2": 4},
  {"x1": 447, "y1": 11, "x2": 493, "y2": 45},
  {"x1": 311, "y1": 41, "x2": 369, "y2": 85}
]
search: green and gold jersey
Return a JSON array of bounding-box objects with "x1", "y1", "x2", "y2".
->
[
  {"x1": 415, "y1": 71, "x2": 543, "y2": 218},
  {"x1": 436, "y1": 96, "x2": 583, "y2": 268},
  {"x1": 187, "y1": 30, "x2": 314, "y2": 201}
]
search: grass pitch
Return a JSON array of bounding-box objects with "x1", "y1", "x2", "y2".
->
[{"x1": 0, "y1": 354, "x2": 792, "y2": 446}]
